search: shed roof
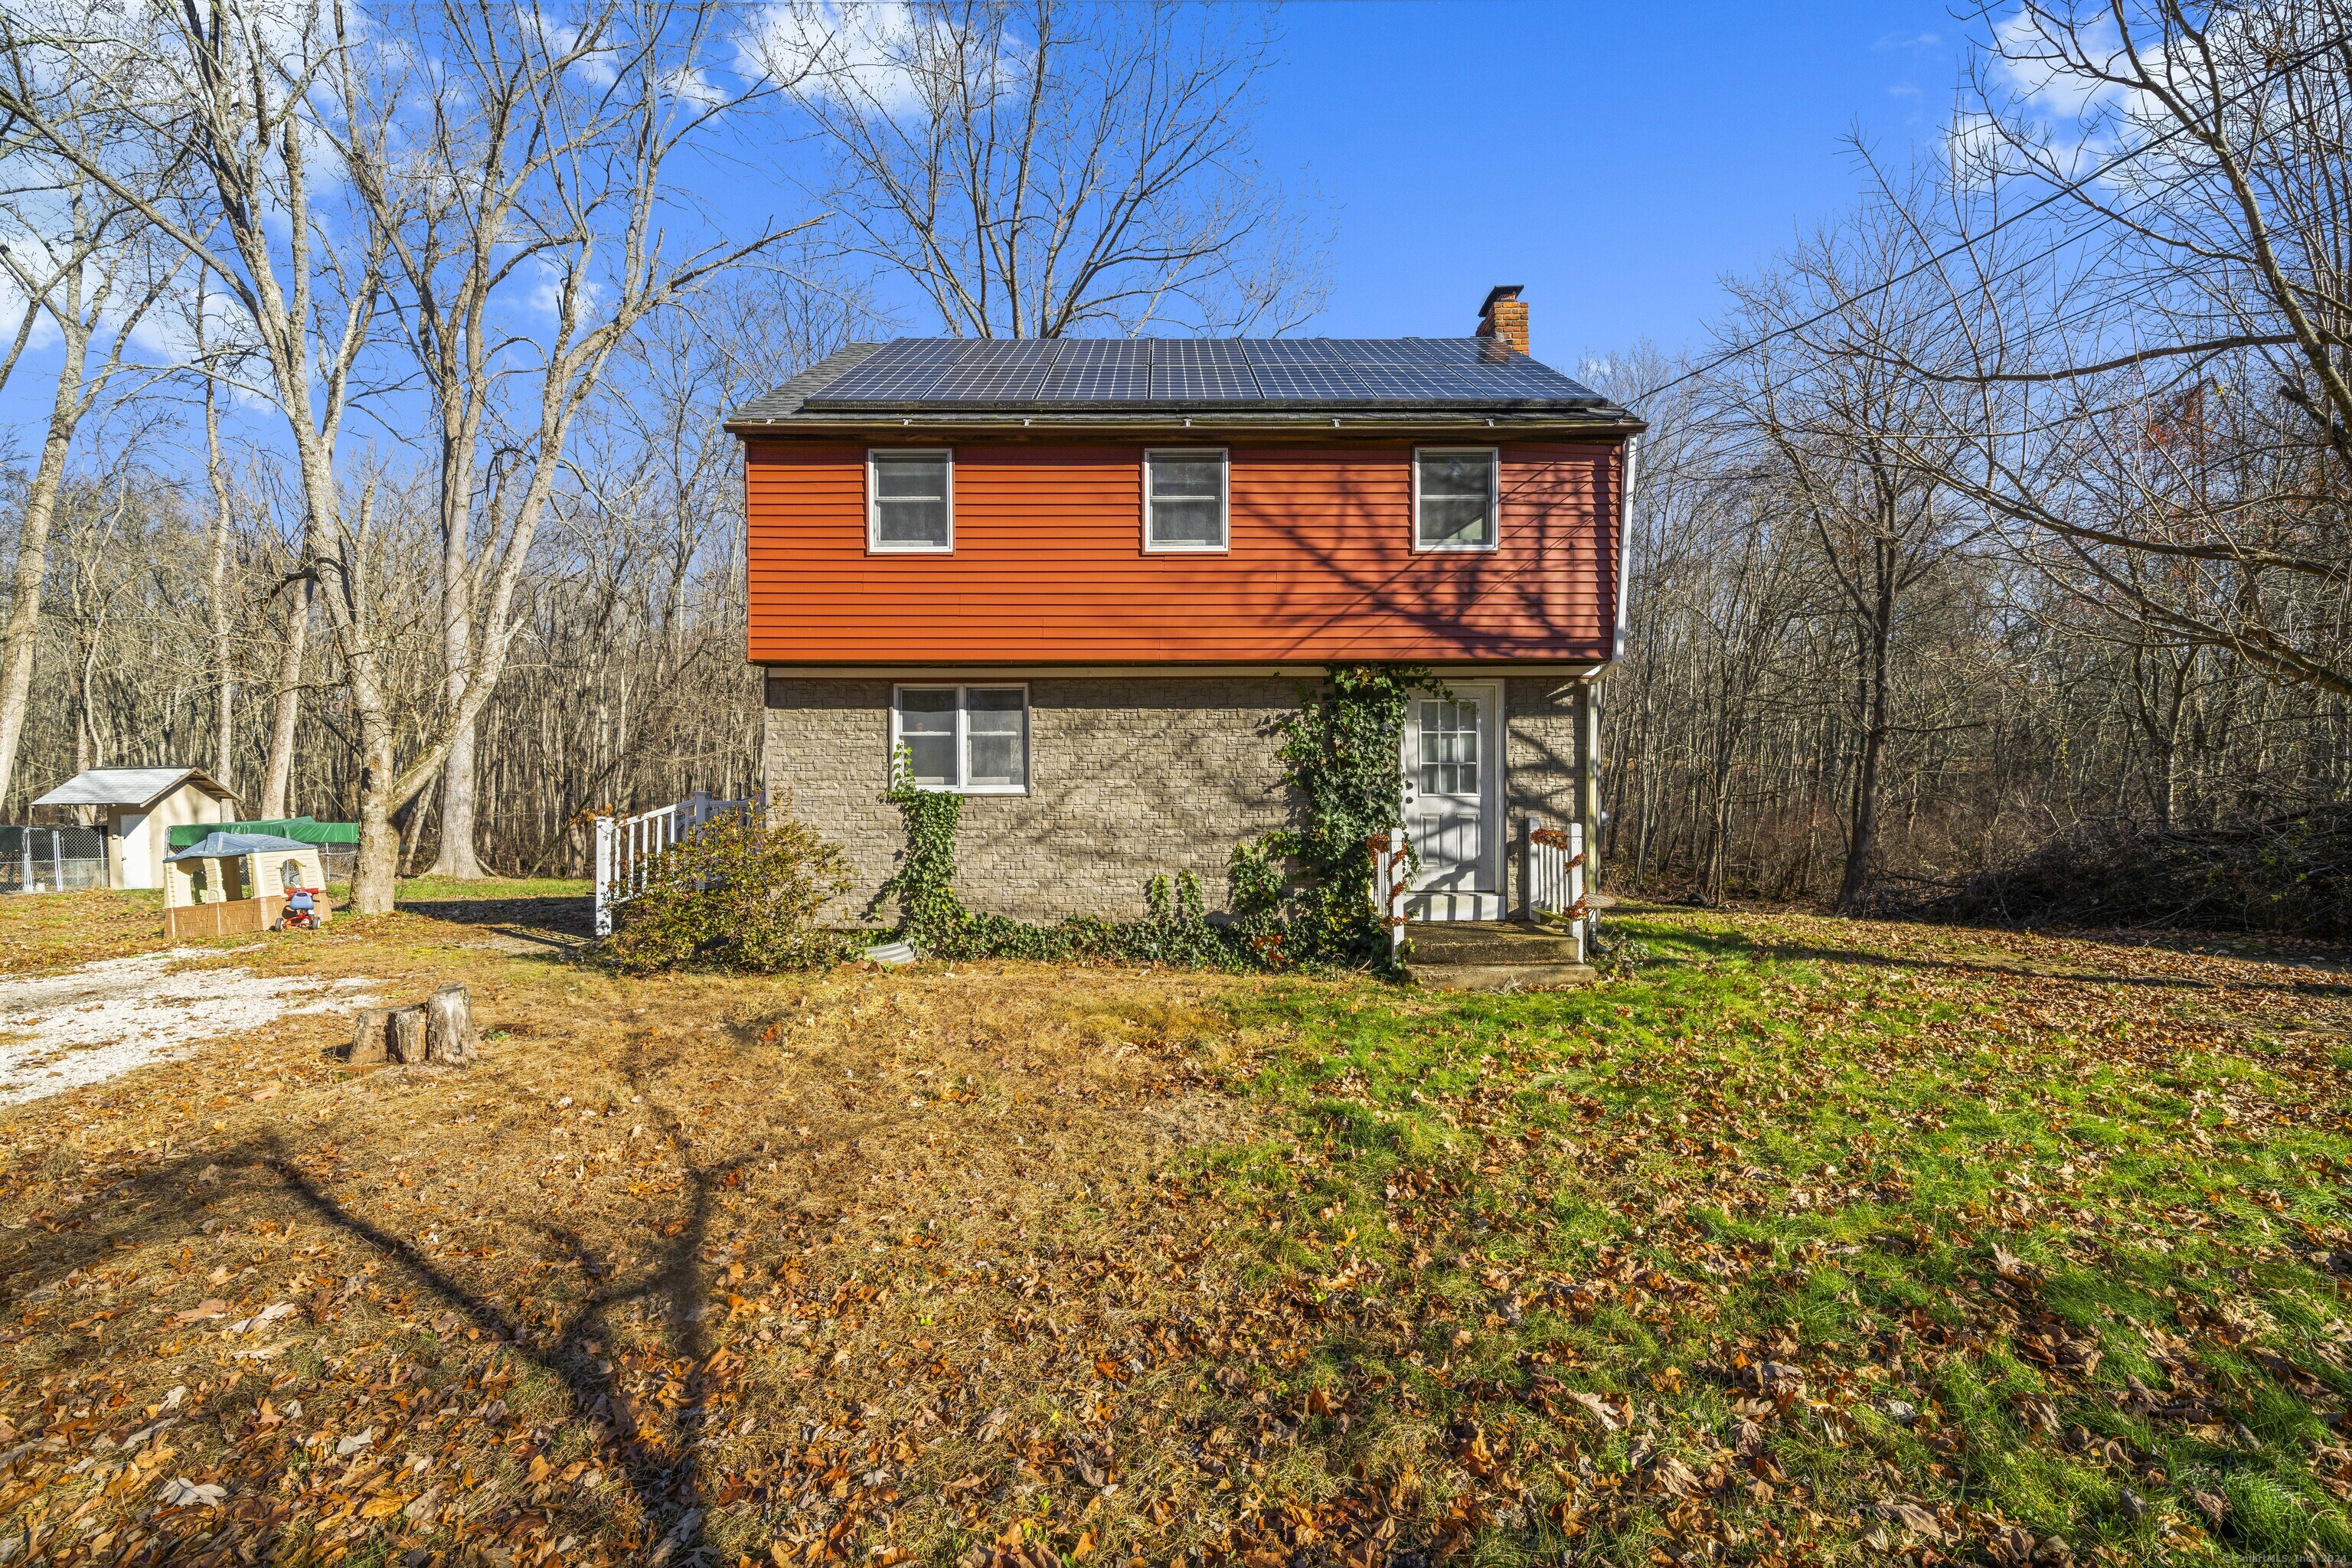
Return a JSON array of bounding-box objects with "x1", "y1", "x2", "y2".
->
[
  {"x1": 31, "y1": 767, "x2": 237, "y2": 810},
  {"x1": 724, "y1": 336, "x2": 1636, "y2": 430}
]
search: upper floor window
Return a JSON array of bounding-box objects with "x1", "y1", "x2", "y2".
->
[
  {"x1": 892, "y1": 684, "x2": 1027, "y2": 792},
  {"x1": 870, "y1": 449, "x2": 952, "y2": 552},
  {"x1": 1414, "y1": 447, "x2": 1498, "y2": 551},
  {"x1": 1144, "y1": 448, "x2": 1228, "y2": 551}
]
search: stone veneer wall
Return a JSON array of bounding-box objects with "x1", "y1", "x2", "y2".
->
[
  {"x1": 1503, "y1": 678, "x2": 1587, "y2": 909},
  {"x1": 764, "y1": 674, "x2": 1591, "y2": 924}
]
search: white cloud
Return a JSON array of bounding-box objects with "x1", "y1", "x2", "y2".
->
[{"x1": 746, "y1": 0, "x2": 927, "y2": 110}]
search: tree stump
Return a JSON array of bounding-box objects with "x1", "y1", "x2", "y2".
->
[
  {"x1": 349, "y1": 1009, "x2": 392, "y2": 1067},
  {"x1": 426, "y1": 984, "x2": 479, "y2": 1066},
  {"x1": 390, "y1": 1006, "x2": 430, "y2": 1066}
]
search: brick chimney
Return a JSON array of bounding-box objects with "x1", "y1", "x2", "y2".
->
[{"x1": 1477, "y1": 285, "x2": 1529, "y2": 356}]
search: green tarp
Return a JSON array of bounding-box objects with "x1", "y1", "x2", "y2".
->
[{"x1": 167, "y1": 817, "x2": 358, "y2": 849}]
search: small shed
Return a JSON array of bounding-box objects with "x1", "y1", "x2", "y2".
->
[
  {"x1": 29, "y1": 768, "x2": 237, "y2": 890},
  {"x1": 162, "y1": 832, "x2": 328, "y2": 939}
]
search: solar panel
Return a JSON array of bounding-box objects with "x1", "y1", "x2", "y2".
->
[
  {"x1": 1240, "y1": 338, "x2": 1346, "y2": 366},
  {"x1": 1151, "y1": 338, "x2": 1257, "y2": 400},
  {"x1": 924, "y1": 362, "x2": 1054, "y2": 402},
  {"x1": 1343, "y1": 364, "x2": 1456, "y2": 399},
  {"x1": 1037, "y1": 340, "x2": 1149, "y2": 401},
  {"x1": 812, "y1": 338, "x2": 964, "y2": 403},
  {"x1": 1249, "y1": 363, "x2": 1372, "y2": 401},
  {"x1": 1320, "y1": 338, "x2": 1439, "y2": 366},
  {"x1": 1152, "y1": 363, "x2": 1259, "y2": 400},
  {"x1": 789, "y1": 334, "x2": 1609, "y2": 411},
  {"x1": 951, "y1": 339, "x2": 1061, "y2": 366},
  {"x1": 1473, "y1": 364, "x2": 1601, "y2": 399}
]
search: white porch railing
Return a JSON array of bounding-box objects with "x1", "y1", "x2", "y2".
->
[
  {"x1": 1524, "y1": 816, "x2": 1589, "y2": 952},
  {"x1": 592, "y1": 789, "x2": 757, "y2": 937},
  {"x1": 1368, "y1": 827, "x2": 1407, "y2": 961}
]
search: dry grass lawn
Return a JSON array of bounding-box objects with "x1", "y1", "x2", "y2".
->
[{"x1": 0, "y1": 890, "x2": 2347, "y2": 1568}]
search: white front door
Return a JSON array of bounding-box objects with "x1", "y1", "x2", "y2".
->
[{"x1": 1405, "y1": 684, "x2": 1500, "y2": 899}]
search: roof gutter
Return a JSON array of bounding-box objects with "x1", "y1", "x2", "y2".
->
[{"x1": 725, "y1": 412, "x2": 1648, "y2": 439}]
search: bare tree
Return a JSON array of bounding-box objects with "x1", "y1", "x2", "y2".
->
[
  {"x1": 1716, "y1": 187, "x2": 1981, "y2": 909},
  {"x1": 0, "y1": 28, "x2": 178, "y2": 814},
  {"x1": 756, "y1": 0, "x2": 1327, "y2": 336},
  {"x1": 328, "y1": 0, "x2": 812, "y2": 884},
  {"x1": 1, "y1": 0, "x2": 808, "y2": 908},
  {"x1": 1900, "y1": 2, "x2": 2352, "y2": 694}
]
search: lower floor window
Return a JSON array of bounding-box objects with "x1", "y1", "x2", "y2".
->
[{"x1": 893, "y1": 685, "x2": 1028, "y2": 792}]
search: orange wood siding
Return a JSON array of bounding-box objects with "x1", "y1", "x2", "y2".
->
[{"x1": 744, "y1": 438, "x2": 1622, "y2": 664}]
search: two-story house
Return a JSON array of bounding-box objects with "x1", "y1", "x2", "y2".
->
[{"x1": 726, "y1": 288, "x2": 1641, "y2": 925}]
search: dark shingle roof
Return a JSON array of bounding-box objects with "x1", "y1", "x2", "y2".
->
[
  {"x1": 724, "y1": 341, "x2": 888, "y2": 422},
  {"x1": 725, "y1": 337, "x2": 1628, "y2": 426}
]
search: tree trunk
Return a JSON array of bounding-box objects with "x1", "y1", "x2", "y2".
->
[
  {"x1": 428, "y1": 712, "x2": 485, "y2": 877},
  {"x1": 203, "y1": 292, "x2": 237, "y2": 795},
  {"x1": 1837, "y1": 616, "x2": 1893, "y2": 913},
  {"x1": 426, "y1": 983, "x2": 478, "y2": 1065},
  {"x1": 207, "y1": 478, "x2": 235, "y2": 792},
  {"x1": 0, "y1": 281, "x2": 90, "y2": 814},
  {"x1": 349, "y1": 1008, "x2": 390, "y2": 1067},
  {"x1": 259, "y1": 577, "x2": 312, "y2": 820},
  {"x1": 351, "y1": 705, "x2": 402, "y2": 914},
  {"x1": 390, "y1": 1005, "x2": 428, "y2": 1066}
]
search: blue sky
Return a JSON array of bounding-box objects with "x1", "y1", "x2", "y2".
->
[
  {"x1": 1253, "y1": 1, "x2": 1970, "y2": 361},
  {"x1": 0, "y1": 1, "x2": 1977, "y2": 449}
]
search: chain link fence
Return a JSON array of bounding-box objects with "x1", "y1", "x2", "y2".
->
[{"x1": 0, "y1": 826, "x2": 106, "y2": 893}]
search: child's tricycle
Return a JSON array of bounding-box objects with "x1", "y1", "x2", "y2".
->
[{"x1": 278, "y1": 887, "x2": 322, "y2": 931}]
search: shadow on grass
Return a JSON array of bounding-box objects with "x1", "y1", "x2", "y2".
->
[
  {"x1": 390, "y1": 893, "x2": 595, "y2": 954},
  {"x1": 1744, "y1": 936, "x2": 2352, "y2": 998},
  {"x1": 0, "y1": 1048, "x2": 769, "y2": 1560},
  {"x1": 1605, "y1": 900, "x2": 2352, "y2": 997}
]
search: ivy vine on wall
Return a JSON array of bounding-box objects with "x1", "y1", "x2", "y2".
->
[
  {"x1": 1229, "y1": 663, "x2": 1437, "y2": 970},
  {"x1": 876, "y1": 664, "x2": 1433, "y2": 974},
  {"x1": 876, "y1": 748, "x2": 1238, "y2": 968}
]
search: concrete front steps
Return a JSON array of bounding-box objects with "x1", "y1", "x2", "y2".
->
[{"x1": 1406, "y1": 920, "x2": 1596, "y2": 991}]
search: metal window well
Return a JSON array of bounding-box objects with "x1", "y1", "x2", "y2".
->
[{"x1": 0, "y1": 825, "x2": 106, "y2": 893}]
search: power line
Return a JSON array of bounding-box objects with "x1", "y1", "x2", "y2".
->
[{"x1": 1627, "y1": 41, "x2": 2340, "y2": 409}]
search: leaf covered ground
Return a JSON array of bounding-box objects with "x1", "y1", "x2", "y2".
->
[{"x1": 0, "y1": 897, "x2": 2346, "y2": 1567}]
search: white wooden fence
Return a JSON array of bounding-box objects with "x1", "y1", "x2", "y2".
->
[
  {"x1": 592, "y1": 789, "x2": 756, "y2": 937},
  {"x1": 1524, "y1": 816, "x2": 1588, "y2": 944}
]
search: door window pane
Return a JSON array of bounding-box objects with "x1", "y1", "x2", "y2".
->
[
  {"x1": 872, "y1": 452, "x2": 951, "y2": 548},
  {"x1": 965, "y1": 689, "x2": 1027, "y2": 787},
  {"x1": 1416, "y1": 450, "x2": 1496, "y2": 548},
  {"x1": 897, "y1": 688, "x2": 959, "y2": 785},
  {"x1": 1416, "y1": 698, "x2": 1480, "y2": 795},
  {"x1": 1147, "y1": 451, "x2": 1227, "y2": 547}
]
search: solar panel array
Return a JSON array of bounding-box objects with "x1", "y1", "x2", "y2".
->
[{"x1": 799, "y1": 337, "x2": 1607, "y2": 412}]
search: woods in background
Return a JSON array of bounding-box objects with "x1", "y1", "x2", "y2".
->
[
  {"x1": 0, "y1": 0, "x2": 2345, "y2": 933},
  {"x1": 1599, "y1": 0, "x2": 2352, "y2": 934},
  {"x1": 0, "y1": 0, "x2": 1313, "y2": 902}
]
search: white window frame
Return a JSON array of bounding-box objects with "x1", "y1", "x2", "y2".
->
[
  {"x1": 890, "y1": 683, "x2": 1030, "y2": 795},
  {"x1": 1412, "y1": 445, "x2": 1501, "y2": 553},
  {"x1": 1142, "y1": 446, "x2": 1230, "y2": 554},
  {"x1": 867, "y1": 448, "x2": 955, "y2": 554}
]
